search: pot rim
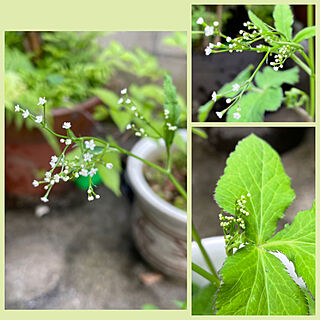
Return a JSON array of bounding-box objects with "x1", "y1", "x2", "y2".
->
[{"x1": 126, "y1": 129, "x2": 187, "y2": 224}]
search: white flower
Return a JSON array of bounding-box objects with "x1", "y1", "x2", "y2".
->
[
  {"x1": 121, "y1": 88, "x2": 127, "y2": 94},
  {"x1": 45, "y1": 172, "x2": 52, "y2": 179},
  {"x1": 32, "y1": 180, "x2": 39, "y2": 187},
  {"x1": 51, "y1": 155, "x2": 58, "y2": 163},
  {"x1": 226, "y1": 36, "x2": 232, "y2": 42},
  {"x1": 85, "y1": 139, "x2": 96, "y2": 151},
  {"x1": 65, "y1": 139, "x2": 72, "y2": 145},
  {"x1": 164, "y1": 109, "x2": 170, "y2": 115},
  {"x1": 196, "y1": 17, "x2": 204, "y2": 24},
  {"x1": 232, "y1": 83, "x2": 240, "y2": 92},
  {"x1": 233, "y1": 112, "x2": 241, "y2": 120},
  {"x1": 62, "y1": 122, "x2": 71, "y2": 129},
  {"x1": 216, "y1": 42, "x2": 221, "y2": 47},
  {"x1": 226, "y1": 98, "x2": 232, "y2": 104},
  {"x1": 35, "y1": 115, "x2": 43, "y2": 123},
  {"x1": 37, "y1": 97, "x2": 47, "y2": 106},
  {"x1": 247, "y1": 193, "x2": 251, "y2": 197},
  {"x1": 83, "y1": 153, "x2": 93, "y2": 162},
  {"x1": 135, "y1": 132, "x2": 141, "y2": 136},
  {"x1": 273, "y1": 67, "x2": 279, "y2": 71},
  {"x1": 60, "y1": 139, "x2": 65, "y2": 143},
  {"x1": 208, "y1": 43, "x2": 214, "y2": 48},
  {"x1": 80, "y1": 168, "x2": 88, "y2": 176},
  {"x1": 205, "y1": 46, "x2": 212, "y2": 56},
  {"x1": 204, "y1": 25, "x2": 214, "y2": 37},
  {"x1": 54, "y1": 174, "x2": 60, "y2": 183},
  {"x1": 239, "y1": 30, "x2": 244, "y2": 34},
  {"x1": 118, "y1": 98, "x2": 124, "y2": 104},
  {"x1": 213, "y1": 21, "x2": 219, "y2": 27},
  {"x1": 95, "y1": 194, "x2": 100, "y2": 199},
  {"x1": 14, "y1": 105, "x2": 20, "y2": 112},
  {"x1": 106, "y1": 163, "x2": 113, "y2": 169},
  {"x1": 211, "y1": 91, "x2": 217, "y2": 102},
  {"x1": 74, "y1": 172, "x2": 79, "y2": 178},
  {"x1": 22, "y1": 109, "x2": 30, "y2": 118},
  {"x1": 126, "y1": 124, "x2": 132, "y2": 130},
  {"x1": 216, "y1": 111, "x2": 223, "y2": 119},
  {"x1": 168, "y1": 125, "x2": 177, "y2": 131},
  {"x1": 89, "y1": 167, "x2": 98, "y2": 177},
  {"x1": 88, "y1": 195, "x2": 94, "y2": 201},
  {"x1": 41, "y1": 196, "x2": 49, "y2": 203},
  {"x1": 125, "y1": 98, "x2": 131, "y2": 104},
  {"x1": 131, "y1": 106, "x2": 136, "y2": 111}
]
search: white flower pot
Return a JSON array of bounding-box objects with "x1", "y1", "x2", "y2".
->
[
  {"x1": 126, "y1": 130, "x2": 187, "y2": 279},
  {"x1": 192, "y1": 236, "x2": 305, "y2": 288}
]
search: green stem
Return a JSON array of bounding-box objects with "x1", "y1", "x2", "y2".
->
[
  {"x1": 192, "y1": 224, "x2": 219, "y2": 280},
  {"x1": 292, "y1": 54, "x2": 312, "y2": 76},
  {"x1": 192, "y1": 263, "x2": 220, "y2": 287},
  {"x1": 168, "y1": 172, "x2": 187, "y2": 200},
  {"x1": 307, "y1": 4, "x2": 315, "y2": 119}
]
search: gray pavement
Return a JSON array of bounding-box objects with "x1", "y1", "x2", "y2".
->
[{"x1": 5, "y1": 184, "x2": 186, "y2": 309}]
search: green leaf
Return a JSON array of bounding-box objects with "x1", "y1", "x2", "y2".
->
[
  {"x1": 163, "y1": 73, "x2": 180, "y2": 149},
  {"x1": 192, "y1": 283, "x2": 218, "y2": 315},
  {"x1": 215, "y1": 245, "x2": 308, "y2": 315},
  {"x1": 192, "y1": 128, "x2": 208, "y2": 139},
  {"x1": 198, "y1": 100, "x2": 214, "y2": 122},
  {"x1": 248, "y1": 10, "x2": 270, "y2": 33},
  {"x1": 218, "y1": 64, "x2": 253, "y2": 98},
  {"x1": 227, "y1": 67, "x2": 299, "y2": 122},
  {"x1": 96, "y1": 161, "x2": 121, "y2": 196},
  {"x1": 227, "y1": 87, "x2": 282, "y2": 122},
  {"x1": 92, "y1": 88, "x2": 131, "y2": 132},
  {"x1": 263, "y1": 202, "x2": 315, "y2": 297},
  {"x1": 301, "y1": 287, "x2": 315, "y2": 315},
  {"x1": 255, "y1": 66, "x2": 299, "y2": 89},
  {"x1": 215, "y1": 134, "x2": 295, "y2": 244},
  {"x1": 273, "y1": 5, "x2": 293, "y2": 40},
  {"x1": 293, "y1": 26, "x2": 316, "y2": 43}
]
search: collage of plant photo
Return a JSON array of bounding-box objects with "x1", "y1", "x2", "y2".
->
[{"x1": 3, "y1": 2, "x2": 316, "y2": 318}]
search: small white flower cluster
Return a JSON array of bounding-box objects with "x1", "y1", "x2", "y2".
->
[
  {"x1": 269, "y1": 45, "x2": 293, "y2": 71},
  {"x1": 118, "y1": 88, "x2": 150, "y2": 137},
  {"x1": 15, "y1": 98, "x2": 114, "y2": 203},
  {"x1": 196, "y1": 17, "x2": 220, "y2": 37},
  {"x1": 166, "y1": 123, "x2": 177, "y2": 131}
]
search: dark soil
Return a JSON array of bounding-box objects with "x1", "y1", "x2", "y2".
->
[{"x1": 144, "y1": 151, "x2": 187, "y2": 211}]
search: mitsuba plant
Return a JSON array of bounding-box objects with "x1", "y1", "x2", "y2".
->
[
  {"x1": 195, "y1": 5, "x2": 315, "y2": 122},
  {"x1": 192, "y1": 134, "x2": 315, "y2": 315},
  {"x1": 14, "y1": 74, "x2": 187, "y2": 203}
]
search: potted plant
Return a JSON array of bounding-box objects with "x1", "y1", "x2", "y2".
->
[
  {"x1": 192, "y1": 134, "x2": 315, "y2": 315},
  {"x1": 192, "y1": 4, "x2": 315, "y2": 122},
  {"x1": 5, "y1": 31, "x2": 166, "y2": 197},
  {"x1": 12, "y1": 73, "x2": 188, "y2": 279},
  {"x1": 126, "y1": 129, "x2": 187, "y2": 278}
]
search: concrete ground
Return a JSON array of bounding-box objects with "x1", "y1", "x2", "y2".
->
[
  {"x1": 192, "y1": 127, "x2": 315, "y2": 238},
  {"x1": 5, "y1": 185, "x2": 186, "y2": 310}
]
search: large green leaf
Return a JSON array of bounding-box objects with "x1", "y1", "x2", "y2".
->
[
  {"x1": 248, "y1": 10, "x2": 270, "y2": 33},
  {"x1": 192, "y1": 283, "x2": 218, "y2": 315},
  {"x1": 215, "y1": 134, "x2": 295, "y2": 244},
  {"x1": 218, "y1": 64, "x2": 253, "y2": 98},
  {"x1": 227, "y1": 86, "x2": 282, "y2": 122},
  {"x1": 255, "y1": 66, "x2": 299, "y2": 89},
  {"x1": 263, "y1": 202, "x2": 315, "y2": 297},
  {"x1": 293, "y1": 26, "x2": 316, "y2": 43},
  {"x1": 215, "y1": 245, "x2": 308, "y2": 315},
  {"x1": 227, "y1": 67, "x2": 299, "y2": 122},
  {"x1": 273, "y1": 5, "x2": 293, "y2": 40}
]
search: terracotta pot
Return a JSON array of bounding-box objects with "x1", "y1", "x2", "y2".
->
[
  {"x1": 126, "y1": 130, "x2": 187, "y2": 279},
  {"x1": 5, "y1": 96, "x2": 102, "y2": 197}
]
